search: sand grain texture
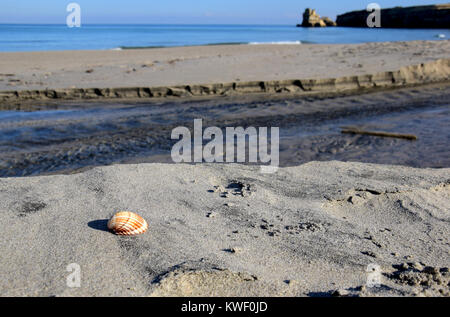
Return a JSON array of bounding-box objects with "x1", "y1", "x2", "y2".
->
[{"x1": 0, "y1": 161, "x2": 449, "y2": 297}]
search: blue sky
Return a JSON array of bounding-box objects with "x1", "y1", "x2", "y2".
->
[{"x1": 0, "y1": 0, "x2": 447, "y2": 24}]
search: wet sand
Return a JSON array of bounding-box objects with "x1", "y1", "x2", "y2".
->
[{"x1": 0, "y1": 83, "x2": 448, "y2": 177}]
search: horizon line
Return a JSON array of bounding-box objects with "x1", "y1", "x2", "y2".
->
[{"x1": 0, "y1": 23, "x2": 296, "y2": 26}]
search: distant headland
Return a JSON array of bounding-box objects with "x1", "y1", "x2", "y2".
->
[
  {"x1": 297, "y1": 4, "x2": 450, "y2": 28},
  {"x1": 297, "y1": 8, "x2": 337, "y2": 27}
]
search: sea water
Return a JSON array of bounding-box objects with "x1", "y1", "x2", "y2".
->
[{"x1": 0, "y1": 24, "x2": 449, "y2": 52}]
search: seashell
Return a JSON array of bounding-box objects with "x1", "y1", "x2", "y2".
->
[{"x1": 107, "y1": 211, "x2": 148, "y2": 236}]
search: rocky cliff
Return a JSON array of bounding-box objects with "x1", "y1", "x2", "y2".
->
[
  {"x1": 298, "y1": 8, "x2": 336, "y2": 27},
  {"x1": 336, "y1": 4, "x2": 450, "y2": 28}
]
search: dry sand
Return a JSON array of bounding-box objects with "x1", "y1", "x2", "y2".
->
[
  {"x1": 1, "y1": 40, "x2": 449, "y2": 91},
  {"x1": 0, "y1": 161, "x2": 448, "y2": 297}
]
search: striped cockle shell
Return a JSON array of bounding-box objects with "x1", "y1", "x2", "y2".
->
[{"x1": 107, "y1": 212, "x2": 148, "y2": 236}]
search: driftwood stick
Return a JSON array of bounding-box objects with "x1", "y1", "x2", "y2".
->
[{"x1": 341, "y1": 127, "x2": 418, "y2": 140}]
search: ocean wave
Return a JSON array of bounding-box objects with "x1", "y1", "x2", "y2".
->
[
  {"x1": 248, "y1": 41, "x2": 302, "y2": 45},
  {"x1": 116, "y1": 41, "x2": 303, "y2": 50}
]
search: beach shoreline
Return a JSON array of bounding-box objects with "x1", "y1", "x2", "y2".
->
[{"x1": 1, "y1": 39, "x2": 449, "y2": 298}]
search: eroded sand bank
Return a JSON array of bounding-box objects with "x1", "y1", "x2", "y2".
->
[{"x1": 0, "y1": 41, "x2": 449, "y2": 103}]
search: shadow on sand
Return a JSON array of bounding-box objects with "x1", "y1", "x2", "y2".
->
[{"x1": 88, "y1": 219, "x2": 109, "y2": 232}]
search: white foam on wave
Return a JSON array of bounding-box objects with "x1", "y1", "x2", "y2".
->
[
  {"x1": 111, "y1": 47, "x2": 123, "y2": 51},
  {"x1": 248, "y1": 41, "x2": 302, "y2": 45},
  {"x1": 436, "y1": 34, "x2": 446, "y2": 39}
]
